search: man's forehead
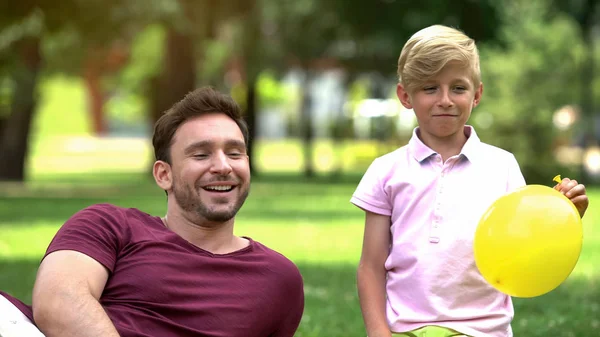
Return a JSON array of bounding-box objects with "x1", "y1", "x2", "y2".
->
[{"x1": 173, "y1": 116, "x2": 244, "y2": 146}]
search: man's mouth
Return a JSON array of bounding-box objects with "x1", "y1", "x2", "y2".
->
[{"x1": 203, "y1": 185, "x2": 235, "y2": 192}]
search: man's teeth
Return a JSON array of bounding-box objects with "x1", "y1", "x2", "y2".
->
[{"x1": 205, "y1": 185, "x2": 233, "y2": 191}]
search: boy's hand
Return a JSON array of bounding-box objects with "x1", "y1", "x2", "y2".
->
[{"x1": 554, "y1": 177, "x2": 589, "y2": 218}]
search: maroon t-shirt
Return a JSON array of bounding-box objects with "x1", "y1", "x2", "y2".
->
[{"x1": 4, "y1": 204, "x2": 304, "y2": 337}]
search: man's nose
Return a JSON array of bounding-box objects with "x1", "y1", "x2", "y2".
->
[{"x1": 210, "y1": 151, "x2": 233, "y2": 175}]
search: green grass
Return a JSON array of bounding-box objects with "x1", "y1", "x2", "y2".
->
[
  {"x1": 2, "y1": 76, "x2": 599, "y2": 335},
  {"x1": 1, "y1": 172, "x2": 599, "y2": 337}
]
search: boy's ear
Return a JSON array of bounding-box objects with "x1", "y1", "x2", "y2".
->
[
  {"x1": 396, "y1": 83, "x2": 413, "y2": 109},
  {"x1": 473, "y1": 82, "x2": 484, "y2": 108}
]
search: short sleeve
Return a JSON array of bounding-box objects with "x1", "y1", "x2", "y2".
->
[
  {"x1": 350, "y1": 157, "x2": 392, "y2": 216},
  {"x1": 506, "y1": 154, "x2": 526, "y2": 192},
  {"x1": 43, "y1": 204, "x2": 126, "y2": 273},
  {"x1": 272, "y1": 267, "x2": 304, "y2": 337}
]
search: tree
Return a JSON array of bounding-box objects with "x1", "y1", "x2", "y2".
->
[
  {"x1": 0, "y1": 0, "x2": 254, "y2": 181},
  {"x1": 553, "y1": 0, "x2": 600, "y2": 183},
  {"x1": 474, "y1": 0, "x2": 586, "y2": 183},
  {"x1": 0, "y1": 0, "x2": 152, "y2": 181}
]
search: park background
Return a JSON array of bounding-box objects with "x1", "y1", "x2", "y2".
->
[{"x1": 1, "y1": 0, "x2": 600, "y2": 336}]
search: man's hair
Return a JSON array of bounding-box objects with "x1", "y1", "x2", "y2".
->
[
  {"x1": 152, "y1": 86, "x2": 249, "y2": 164},
  {"x1": 397, "y1": 25, "x2": 481, "y2": 92}
]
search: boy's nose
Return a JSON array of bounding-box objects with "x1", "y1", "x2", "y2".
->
[{"x1": 438, "y1": 90, "x2": 454, "y2": 108}]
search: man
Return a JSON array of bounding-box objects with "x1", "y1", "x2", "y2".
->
[{"x1": 0, "y1": 87, "x2": 305, "y2": 337}]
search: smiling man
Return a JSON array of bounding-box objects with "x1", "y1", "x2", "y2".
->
[{"x1": 0, "y1": 87, "x2": 304, "y2": 337}]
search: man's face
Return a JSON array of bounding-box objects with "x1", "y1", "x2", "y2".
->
[
  {"x1": 167, "y1": 113, "x2": 250, "y2": 223},
  {"x1": 397, "y1": 62, "x2": 483, "y2": 144}
]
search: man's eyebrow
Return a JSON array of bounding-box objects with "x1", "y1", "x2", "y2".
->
[
  {"x1": 183, "y1": 139, "x2": 246, "y2": 154},
  {"x1": 226, "y1": 140, "x2": 247, "y2": 149},
  {"x1": 183, "y1": 140, "x2": 212, "y2": 154}
]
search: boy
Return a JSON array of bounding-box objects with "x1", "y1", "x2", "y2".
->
[{"x1": 350, "y1": 25, "x2": 588, "y2": 337}]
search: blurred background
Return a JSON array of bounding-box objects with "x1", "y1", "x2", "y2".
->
[{"x1": 0, "y1": 0, "x2": 599, "y2": 336}]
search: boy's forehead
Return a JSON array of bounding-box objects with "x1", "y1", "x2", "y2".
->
[{"x1": 426, "y1": 63, "x2": 474, "y2": 81}]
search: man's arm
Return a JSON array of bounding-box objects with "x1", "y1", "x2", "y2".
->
[
  {"x1": 357, "y1": 211, "x2": 392, "y2": 337},
  {"x1": 32, "y1": 250, "x2": 120, "y2": 337}
]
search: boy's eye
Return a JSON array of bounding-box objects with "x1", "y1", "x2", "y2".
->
[{"x1": 423, "y1": 86, "x2": 437, "y2": 92}]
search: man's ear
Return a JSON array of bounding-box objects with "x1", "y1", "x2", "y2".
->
[
  {"x1": 396, "y1": 83, "x2": 413, "y2": 109},
  {"x1": 473, "y1": 82, "x2": 484, "y2": 108},
  {"x1": 153, "y1": 160, "x2": 173, "y2": 192}
]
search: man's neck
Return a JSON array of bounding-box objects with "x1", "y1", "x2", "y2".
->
[{"x1": 163, "y1": 211, "x2": 248, "y2": 254}]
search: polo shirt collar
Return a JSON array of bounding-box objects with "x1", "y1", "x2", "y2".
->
[{"x1": 408, "y1": 125, "x2": 481, "y2": 163}]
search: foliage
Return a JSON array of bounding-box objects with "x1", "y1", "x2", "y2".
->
[
  {"x1": 256, "y1": 70, "x2": 295, "y2": 108},
  {"x1": 104, "y1": 25, "x2": 166, "y2": 125},
  {"x1": 475, "y1": 0, "x2": 586, "y2": 183}
]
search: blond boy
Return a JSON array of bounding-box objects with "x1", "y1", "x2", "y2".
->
[{"x1": 351, "y1": 25, "x2": 588, "y2": 337}]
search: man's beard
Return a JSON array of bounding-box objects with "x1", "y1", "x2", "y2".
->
[{"x1": 172, "y1": 177, "x2": 249, "y2": 223}]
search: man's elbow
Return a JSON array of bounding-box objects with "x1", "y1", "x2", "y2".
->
[
  {"x1": 32, "y1": 287, "x2": 77, "y2": 332},
  {"x1": 32, "y1": 291, "x2": 60, "y2": 330}
]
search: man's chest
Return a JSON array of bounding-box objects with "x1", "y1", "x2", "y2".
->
[{"x1": 102, "y1": 243, "x2": 284, "y2": 336}]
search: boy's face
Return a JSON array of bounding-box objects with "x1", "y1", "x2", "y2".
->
[{"x1": 397, "y1": 62, "x2": 482, "y2": 144}]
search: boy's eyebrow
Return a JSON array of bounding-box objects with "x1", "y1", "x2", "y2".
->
[{"x1": 183, "y1": 140, "x2": 246, "y2": 154}]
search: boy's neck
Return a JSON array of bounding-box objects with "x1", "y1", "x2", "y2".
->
[{"x1": 418, "y1": 128, "x2": 468, "y2": 162}]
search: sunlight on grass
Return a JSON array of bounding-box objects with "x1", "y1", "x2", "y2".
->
[
  {"x1": 0, "y1": 220, "x2": 363, "y2": 264},
  {"x1": 2, "y1": 179, "x2": 599, "y2": 337},
  {"x1": 236, "y1": 221, "x2": 363, "y2": 264},
  {"x1": 0, "y1": 223, "x2": 59, "y2": 258}
]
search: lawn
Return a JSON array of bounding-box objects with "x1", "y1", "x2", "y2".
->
[
  {"x1": 1, "y1": 76, "x2": 599, "y2": 336},
  {"x1": 1, "y1": 170, "x2": 599, "y2": 337}
]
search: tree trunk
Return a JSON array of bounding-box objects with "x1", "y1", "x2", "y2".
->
[
  {"x1": 0, "y1": 37, "x2": 41, "y2": 181},
  {"x1": 577, "y1": 0, "x2": 597, "y2": 183},
  {"x1": 300, "y1": 71, "x2": 314, "y2": 178},
  {"x1": 147, "y1": 28, "x2": 196, "y2": 178},
  {"x1": 245, "y1": 80, "x2": 258, "y2": 174},
  {"x1": 83, "y1": 66, "x2": 107, "y2": 135},
  {"x1": 149, "y1": 28, "x2": 197, "y2": 126}
]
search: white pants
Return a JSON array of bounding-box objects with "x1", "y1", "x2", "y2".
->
[{"x1": 0, "y1": 295, "x2": 45, "y2": 337}]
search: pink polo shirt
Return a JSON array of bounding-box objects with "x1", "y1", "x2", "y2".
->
[{"x1": 351, "y1": 126, "x2": 525, "y2": 337}]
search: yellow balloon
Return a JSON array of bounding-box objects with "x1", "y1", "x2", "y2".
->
[{"x1": 474, "y1": 184, "x2": 583, "y2": 298}]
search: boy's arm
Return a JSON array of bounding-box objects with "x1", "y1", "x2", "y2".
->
[
  {"x1": 357, "y1": 211, "x2": 392, "y2": 337},
  {"x1": 32, "y1": 250, "x2": 120, "y2": 337}
]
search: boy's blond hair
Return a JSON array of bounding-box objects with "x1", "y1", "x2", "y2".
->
[{"x1": 397, "y1": 25, "x2": 481, "y2": 92}]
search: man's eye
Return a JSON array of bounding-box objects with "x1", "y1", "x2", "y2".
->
[
  {"x1": 228, "y1": 152, "x2": 243, "y2": 158},
  {"x1": 193, "y1": 154, "x2": 208, "y2": 159}
]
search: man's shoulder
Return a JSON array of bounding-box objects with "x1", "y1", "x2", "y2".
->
[
  {"x1": 249, "y1": 240, "x2": 302, "y2": 277},
  {"x1": 76, "y1": 203, "x2": 149, "y2": 218},
  {"x1": 68, "y1": 203, "x2": 153, "y2": 229}
]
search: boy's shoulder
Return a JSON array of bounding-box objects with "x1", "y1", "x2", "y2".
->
[
  {"x1": 378, "y1": 144, "x2": 411, "y2": 161},
  {"x1": 475, "y1": 141, "x2": 517, "y2": 162}
]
